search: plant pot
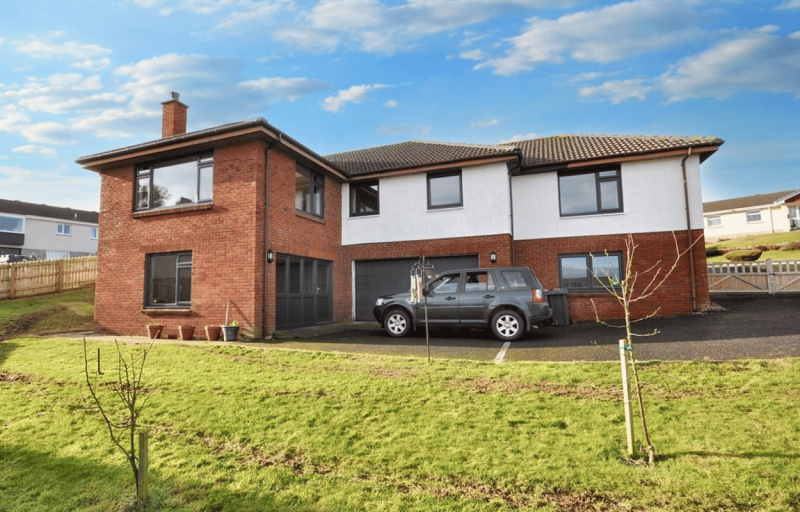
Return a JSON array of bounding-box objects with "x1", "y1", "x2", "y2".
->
[
  {"x1": 146, "y1": 324, "x2": 163, "y2": 339},
  {"x1": 205, "y1": 325, "x2": 221, "y2": 341},
  {"x1": 178, "y1": 325, "x2": 195, "y2": 340},
  {"x1": 221, "y1": 325, "x2": 240, "y2": 342}
]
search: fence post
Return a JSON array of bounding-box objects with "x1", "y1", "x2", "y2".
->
[
  {"x1": 138, "y1": 430, "x2": 149, "y2": 500},
  {"x1": 767, "y1": 259, "x2": 775, "y2": 295},
  {"x1": 57, "y1": 259, "x2": 66, "y2": 292},
  {"x1": 9, "y1": 264, "x2": 16, "y2": 299},
  {"x1": 619, "y1": 339, "x2": 635, "y2": 457}
]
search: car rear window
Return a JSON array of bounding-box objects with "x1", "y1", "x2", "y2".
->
[{"x1": 501, "y1": 269, "x2": 535, "y2": 289}]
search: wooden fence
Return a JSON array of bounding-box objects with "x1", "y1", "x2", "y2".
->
[
  {"x1": 707, "y1": 259, "x2": 800, "y2": 294},
  {"x1": 0, "y1": 256, "x2": 97, "y2": 299}
]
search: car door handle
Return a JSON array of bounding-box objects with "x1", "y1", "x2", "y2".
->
[
  {"x1": 445, "y1": 296, "x2": 457, "y2": 301},
  {"x1": 483, "y1": 294, "x2": 495, "y2": 299}
]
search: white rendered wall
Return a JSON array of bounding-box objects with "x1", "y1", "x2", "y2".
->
[
  {"x1": 704, "y1": 205, "x2": 790, "y2": 241},
  {"x1": 342, "y1": 162, "x2": 511, "y2": 245},
  {"x1": 24, "y1": 217, "x2": 99, "y2": 255},
  {"x1": 512, "y1": 155, "x2": 705, "y2": 240}
]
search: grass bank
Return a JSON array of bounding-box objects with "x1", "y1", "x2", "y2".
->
[
  {"x1": 0, "y1": 287, "x2": 95, "y2": 340},
  {"x1": 1, "y1": 336, "x2": 799, "y2": 511},
  {"x1": 706, "y1": 232, "x2": 800, "y2": 262}
]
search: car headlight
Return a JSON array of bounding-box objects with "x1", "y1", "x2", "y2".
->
[{"x1": 375, "y1": 298, "x2": 384, "y2": 306}]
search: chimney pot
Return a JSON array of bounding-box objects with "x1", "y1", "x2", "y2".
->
[{"x1": 161, "y1": 92, "x2": 188, "y2": 138}]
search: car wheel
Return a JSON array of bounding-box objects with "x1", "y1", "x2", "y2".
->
[
  {"x1": 384, "y1": 308, "x2": 412, "y2": 337},
  {"x1": 491, "y1": 309, "x2": 524, "y2": 342}
]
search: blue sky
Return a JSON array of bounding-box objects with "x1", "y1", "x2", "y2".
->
[{"x1": 1, "y1": 0, "x2": 799, "y2": 212}]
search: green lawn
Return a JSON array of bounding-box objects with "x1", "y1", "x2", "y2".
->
[
  {"x1": 1, "y1": 336, "x2": 799, "y2": 511},
  {"x1": 706, "y1": 231, "x2": 800, "y2": 263}
]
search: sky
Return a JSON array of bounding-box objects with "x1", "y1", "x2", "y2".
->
[{"x1": 1, "y1": 0, "x2": 799, "y2": 213}]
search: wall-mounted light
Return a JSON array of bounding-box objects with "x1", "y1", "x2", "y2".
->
[
  {"x1": 267, "y1": 249, "x2": 274, "y2": 264},
  {"x1": 489, "y1": 251, "x2": 497, "y2": 264}
]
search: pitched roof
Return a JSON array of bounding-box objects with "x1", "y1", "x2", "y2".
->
[
  {"x1": 325, "y1": 141, "x2": 519, "y2": 177},
  {"x1": 703, "y1": 190, "x2": 800, "y2": 213},
  {"x1": 510, "y1": 134, "x2": 724, "y2": 170},
  {"x1": 0, "y1": 198, "x2": 99, "y2": 223},
  {"x1": 326, "y1": 134, "x2": 724, "y2": 176}
]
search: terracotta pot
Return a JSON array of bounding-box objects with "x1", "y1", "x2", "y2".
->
[
  {"x1": 178, "y1": 325, "x2": 195, "y2": 340},
  {"x1": 205, "y1": 325, "x2": 221, "y2": 341},
  {"x1": 146, "y1": 324, "x2": 163, "y2": 339}
]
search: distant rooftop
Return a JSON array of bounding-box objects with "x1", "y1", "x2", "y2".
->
[
  {"x1": 703, "y1": 190, "x2": 800, "y2": 213},
  {"x1": 0, "y1": 198, "x2": 98, "y2": 223}
]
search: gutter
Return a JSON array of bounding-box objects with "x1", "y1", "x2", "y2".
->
[{"x1": 681, "y1": 147, "x2": 698, "y2": 312}]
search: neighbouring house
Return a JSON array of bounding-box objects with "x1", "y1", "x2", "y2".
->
[
  {"x1": 703, "y1": 190, "x2": 800, "y2": 242},
  {"x1": 77, "y1": 94, "x2": 722, "y2": 338},
  {"x1": 0, "y1": 199, "x2": 99, "y2": 260}
]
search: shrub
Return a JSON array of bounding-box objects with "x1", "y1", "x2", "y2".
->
[
  {"x1": 780, "y1": 241, "x2": 800, "y2": 251},
  {"x1": 725, "y1": 250, "x2": 763, "y2": 262},
  {"x1": 756, "y1": 245, "x2": 769, "y2": 252},
  {"x1": 706, "y1": 247, "x2": 722, "y2": 257},
  {"x1": 767, "y1": 244, "x2": 782, "y2": 251}
]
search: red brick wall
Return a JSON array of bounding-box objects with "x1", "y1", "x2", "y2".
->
[
  {"x1": 95, "y1": 141, "x2": 345, "y2": 338},
  {"x1": 341, "y1": 234, "x2": 513, "y2": 315},
  {"x1": 95, "y1": 141, "x2": 268, "y2": 338},
  {"x1": 514, "y1": 230, "x2": 710, "y2": 322},
  {"x1": 264, "y1": 150, "x2": 343, "y2": 333}
]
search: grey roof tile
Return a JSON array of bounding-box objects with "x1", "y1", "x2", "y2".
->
[{"x1": 0, "y1": 198, "x2": 99, "y2": 223}]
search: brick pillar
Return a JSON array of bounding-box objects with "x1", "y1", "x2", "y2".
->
[{"x1": 161, "y1": 92, "x2": 188, "y2": 138}]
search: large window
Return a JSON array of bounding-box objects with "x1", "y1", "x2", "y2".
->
[
  {"x1": 0, "y1": 215, "x2": 24, "y2": 233},
  {"x1": 428, "y1": 171, "x2": 463, "y2": 210},
  {"x1": 707, "y1": 216, "x2": 722, "y2": 228},
  {"x1": 559, "y1": 253, "x2": 622, "y2": 292},
  {"x1": 136, "y1": 154, "x2": 213, "y2": 211},
  {"x1": 350, "y1": 180, "x2": 379, "y2": 216},
  {"x1": 146, "y1": 252, "x2": 192, "y2": 308},
  {"x1": 295, "y1": 165, "x2": 324, "y2": 217},
  {"x1": 746, "y1": 210, "x2": 762, "y2": 223},
  {"x1": 559, "y1": 167, "x2": 622, "y2": 216}
]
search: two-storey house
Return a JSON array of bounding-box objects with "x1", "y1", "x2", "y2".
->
[{"x1": 78, "y1": 94, "x2": 722, "y2": 338}]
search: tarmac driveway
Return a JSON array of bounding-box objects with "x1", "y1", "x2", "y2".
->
[{"x1": 272, "y1": 295, "x2": 800, "y2": 362}]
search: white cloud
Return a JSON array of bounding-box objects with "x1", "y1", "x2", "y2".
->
[
  {"x1": 73, "y1": 58, "x2": 112, "y2": 71},
  {"x1": 657, "y1": 26, "x2": 800, "y2": 102},
  {"x1": 460, "y1": 49, "x2": 490, "y2": 61},
  {"x1": 15, "y1": 39, "x2": 112, "y2": 61},
  {"x1": 470, "y1": 118, "x2": 500, "y2": 128},
  {"x1": 214, "y1": 1, "x2": 287, "y2": 31},
  {"x1": 579, "y1": 78, "x2": 652, "y2": 103},
  {"x1": 323, "y1": 84, "x2": 391, "y2": 113},
  {"x1": 384, "y1": 100, "x2": 399, "y2": 108},
  {"x1": 238, "y1": 77, "x2": 328, "y2": 102},
  {"x1": 502, "y1": 132, "x2": 539, "y2": 143},
  {"x1": 5, "y1": 74, "x2": 124, "y2": 115},
  {"x1": 473, "y1": 0, "x2": 703, "y2": 75},
  {"x1": 12, "y1": 145, "x2": 57, "y2": 156},
  {"x1": 776, "y1": 0, "x2": 800, "y2": 10}
]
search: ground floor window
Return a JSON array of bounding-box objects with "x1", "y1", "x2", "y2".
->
[
  {"x1": 559, "y1": 252, "x2": 622, "y2": 292},
  {"x1": 146, "y1": 252, "x2": 192, "y2": 308},
  {"x1": 275, "y1": 255, "x2": 332, "y2": 329}
]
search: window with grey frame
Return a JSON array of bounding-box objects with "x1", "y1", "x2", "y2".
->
[
  {"x1": 350, "y1": 180, "x2": 379, "y2": 216},
  {"x1": 559, "y1": 252, "x2": 623, "y2": 292},
  {"x1": 427, "y1": 170, "x2": 463, "y2": 209},
  {"x1": 145, "y1": 252, "x2": 192, "y2": 308},
  {"x1": 558, "y1": 167, "x2": 622, "y2": 216},
  {"x1": 295, "y1": 165, "x2": 324, "y2": 217},
  {"x1": 136, "y1": 154, "x2": 213, "y2": 211}
]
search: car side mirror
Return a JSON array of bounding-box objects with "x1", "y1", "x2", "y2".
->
[{"x1": 423, "y1": 287, "x2": 432, "y2": 297}]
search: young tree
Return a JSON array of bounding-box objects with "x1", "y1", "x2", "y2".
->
[
  {"x1": 83, "y1": 339, "x2": 155, "y2": 497},
  {"x1": 592, "y1": 232, "x2": 701, "y2": 464}
]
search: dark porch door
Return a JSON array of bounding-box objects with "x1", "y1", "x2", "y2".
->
[{"x1": 275, "y1": 255, "x2": 333, "y2": 329}]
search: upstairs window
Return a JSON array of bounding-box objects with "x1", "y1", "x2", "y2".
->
[
  {"x1": 295, "y1": 165, "x2": 324, "y2": 217},
  {"x1": 136, "y1": 154, "x2": 213, "y2": 211},
  {"x1": 350, "y1": 180, "x2": 379, "y2": 217},
  {"x1": 0, "y1": 215, "x2": 24, "y2": 233},
  {"x1": 145, "y1": 252, "x2": 192, "y2": 308},
  {"x1": 559, "y1": 253, "x2": 622, "y2": 292},
  {"x1": 428, "y1": 171, "x2": 463, "y2": 210},
  {"x1": 90, "y1": 227, "x2": 99, "y2": 240},
  {"x1": 57, "y1": 224, "x2": 71, "y2": 236},
  {"x1": 559, "y1": 167, "x2": 622, "y2": 217}
]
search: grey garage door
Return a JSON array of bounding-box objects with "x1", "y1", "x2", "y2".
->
[{"x1": 354, "y1": 255, "x2": 479, "y2": 321}]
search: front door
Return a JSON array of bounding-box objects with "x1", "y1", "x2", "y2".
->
[{"x1": 275, "y1": 254, "x2": 333, "y2": 329}]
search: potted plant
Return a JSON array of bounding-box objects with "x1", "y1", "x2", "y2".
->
[
  {"x1": 204, "y1": 325, "x2": 221, "y2": 341},
  {"x1": 178, "y1": 325, "x2": 195, "y2": 340},
  {"x1": 146, "y1": 322, "x2": 163, "y2": 340},
  {"x1": 221, "y1": 320, "x2": 239, "y2": 342}
]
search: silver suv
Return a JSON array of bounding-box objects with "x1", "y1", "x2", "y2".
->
[{"x1": 373, "y1": 267, "x2": 552, "y2": 341}]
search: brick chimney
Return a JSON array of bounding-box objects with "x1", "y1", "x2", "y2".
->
[{"x1": 161, "y1": 92, "x2": 188, "y2": 138}]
